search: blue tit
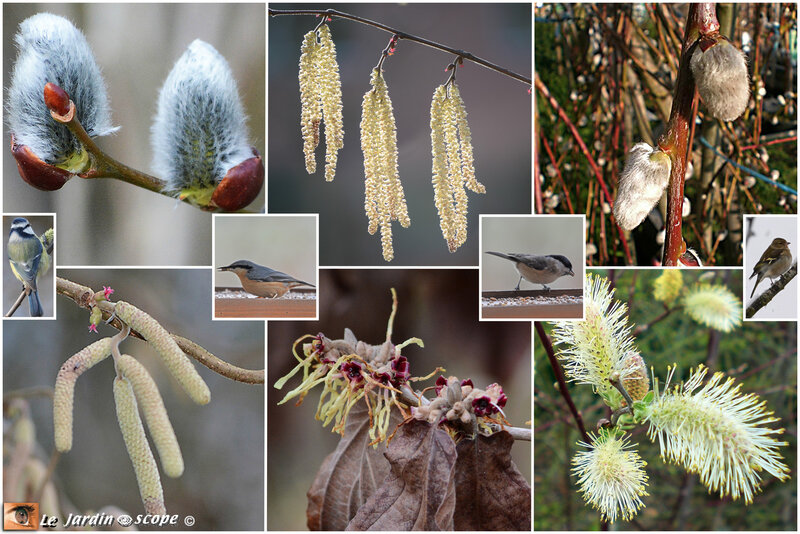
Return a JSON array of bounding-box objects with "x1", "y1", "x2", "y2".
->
[
  {"x1": 218, "y1": 260, "x2": 314, "y2": 298},
  {"x1": 8, "y1": 217, "x2": 52, "y2": 316},
  {"x1": 486, "y1": 251, "x2": 575, "y2": 291}
]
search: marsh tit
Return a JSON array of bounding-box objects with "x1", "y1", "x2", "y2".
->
[
  {"x1": 8, "y1": 217, "x2": 51, "y2": 316},
  {"x1": 486, "y1": 251, "x2": 575, "y2": 291},
  {"x1": 218, "y1": 260, "x2": 315, "y2": 298},
  {"x1": 749, "y1": 237, "x2": 792, "y2": 298}
]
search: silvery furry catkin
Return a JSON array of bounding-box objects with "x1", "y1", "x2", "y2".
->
[
  {"x1": 151, "y1": 39, "x2": 253, "y2": 200},
  {"x1": 690, "y1": 39, "x2": 750, "y2": 121},
  {"x1": 613, "y1": 143, "x2": 672, "y2": 231},
  {"x1": 7, "y1": 13, "x2": 117, "y2": 165}
]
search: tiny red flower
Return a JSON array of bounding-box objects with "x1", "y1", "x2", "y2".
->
[
  {"x1": 88, "y1": 324, "x2": 98, "y2": 333},
  {"x1": 390, "y1": 355, "x2": 410, "y2": 385},
  {"x1": 435, "y1": 375, "x2": 448, "y2": 395},
  {"x1": 460, "y1": 378, "x2": 473, "y2": 388},
  {"x1": 341, "y1": 361, "x2": 364, "y2": 385},
  {"x1": 472, "y1": 396, "x2": 497, "y2": 416},
  {"x1": 103, "y1": 286, "x2": 114, "y2": 300}
]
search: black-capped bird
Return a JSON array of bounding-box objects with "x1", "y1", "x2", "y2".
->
[{"x1": 486, "y1": 251, "x2": 575, "y2": 291}]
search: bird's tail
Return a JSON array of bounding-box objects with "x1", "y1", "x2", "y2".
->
[
  {"x1": 28, "y1": 290, "x2": 43, "y2": 317},
  {"x1": 485, "y1": 251, "x2": 515, "y2": 262},
  {"x1": 750, "y1": 275, "x2": 762, "y2": 299}
]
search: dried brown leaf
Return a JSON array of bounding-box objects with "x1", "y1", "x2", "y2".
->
[
  {"x1": 346, "y1": 419, "x2": 456, "y2": 531},
  {"x1": 307, "y1": 401, "x2": 398, "y2": 530},
  {"x1": 453, "y1": 431, "x2": 531, "y2": 530}
]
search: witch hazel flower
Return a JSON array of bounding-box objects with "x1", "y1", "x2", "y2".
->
[
  {"x1": 572, "y1": 430, "x2": 649, "y2": 523},
  {"x1": 551, "y1": 274, "x2": 643, "y2": 410},
  {"x1": 412, "y1": 375, "x2": 508, "y2": 431},
  {"x1": 644, "y1": 365, "x2": 789, "y2": 504}
]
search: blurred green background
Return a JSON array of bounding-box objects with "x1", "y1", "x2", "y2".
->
[
  {"x1": 3, "y1": 4, "x2": 265, "y2": 266},
  {"x1": 268, "y1": 269, "x2": 531, "y2": 530},
  {"x1": 3, "y1": 269, "x2": 264, "y2": 529},
  {"x1": 534, "y1": 269, "x2": 797, "y2": 530},
  {"x1": 269, "y1": 3, "x2": 532, "y2": 266}
]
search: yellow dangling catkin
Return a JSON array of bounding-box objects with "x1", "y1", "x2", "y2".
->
[
  {"x1": 361, "y1": 68, "x2": 410, "y2": 261},
  {"x1": 113, "y1": 376, "x2": 166, "y2": 515},
  {"x1": 114, "y1": 301, "x2": 210, "y2": 405},
  {"x1": 118, "y1": 354, "x2": 184, "y2": 478},
  {"x1": 53, "y1": 337, "x2": 114, "y2": 452}
]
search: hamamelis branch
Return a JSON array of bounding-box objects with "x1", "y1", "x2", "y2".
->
[
  {"x1": 269, "y1": 8, "x2": 531, "y2": 86},
  {"x1": 56, "y1": 277, "x2": 265, "y2": 384},
  {"x1": 659, "y1": 4, "x2": 719, "y2": 265}
]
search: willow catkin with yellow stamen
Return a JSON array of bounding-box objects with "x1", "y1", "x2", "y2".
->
[
  {"x1": 317, "y1": 24, "x2": 344, "y2": 182},
  {"x1": 113, "y1": 376, "x2": 166, "y2": 515},
  {"x1": 361, "y1": 68, "x2": 410, "y2": 261},
  {"x1": 118, "y1": 354, "x2": 184, "y2": 478},
  {"x1": 53, "y1": 337, "x2": 114, "y2": 452},
  {"x1": 299, "y1": 31, "x2": 321, "y2": 174},
  {"x1": 114, "y1": 301, "x2": 210, "y2": 405}
]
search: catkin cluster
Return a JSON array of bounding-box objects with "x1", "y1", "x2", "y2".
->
[
  {"x1": 430, "y1": 83, "x2": 484, "y2": 252},
  {"x1": 361, "y1": 68, "x2": 411, "y2": 261},
  {"x1": 298, "y1": 24, "x2": 344, "y2": 181}
]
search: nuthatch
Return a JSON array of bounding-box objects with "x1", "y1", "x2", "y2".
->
[
  {"x1": 218, "y1": 260, "x2": 314, "y2": 298},
  {"x1": 749, "y1": 237, "x2": 792, "y2": 298},
  {"x1": 8, "y1": 217, "x2": 52, "y2": 316},
  {"x1": 486, "y1": 251, "x2": 574, "y2": 291}
]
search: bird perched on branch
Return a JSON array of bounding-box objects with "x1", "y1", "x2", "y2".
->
[
  {"x1": 8, "y1": 217, "x2": 52, "y2": 316},
  {"x1": 485, "y1": 251, "x2": 574, "y2": 291},
  {"x1": 749, "y1": 237, "x2": 792, "y2": 298},
  {"x1": 218, "y1": 260, "x2": 315, "y2": 298}
]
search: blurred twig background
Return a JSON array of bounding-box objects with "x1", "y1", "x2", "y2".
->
[{"x1": 535, "y1": 4, "x2": 797, "y2": 266}]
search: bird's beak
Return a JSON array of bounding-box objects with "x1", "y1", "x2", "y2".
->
[
  {"x1": 218, "y1": 266, "x2": 229, "y2": 271},
  {"x1": 569, "y1": 270, "x2": 575, "y2": 276}
]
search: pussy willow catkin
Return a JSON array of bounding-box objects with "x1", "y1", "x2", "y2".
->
[
  {"x1": 53, "y1": 337, "x2": 114, "y2": 452},
  {"x1": 298, "y1": 24, "x2": 344, "y2": 181},
  {"x1": 117, "y1": 354, "x2": 184, "y2": 478},
  {"x1": 430, "y1": 82, "x2": 484, "y2": 252},
  {"x1": 113, "y1": 376, "x2": 166, "y2": 515},
  {"x1": 361, "y1": 68, "x2": 410, "y2": 262},
  {"x1": 114, "y1": 301, "x2": 210, "y2": 405}
]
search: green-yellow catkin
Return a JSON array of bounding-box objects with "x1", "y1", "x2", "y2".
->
[
  {"x1": 430, "y1": 82, "x2": 483, "y2": 252},
  {"x1": 118, "y1": 354, "x2": 184, "y2": 478},
  {"x1": 361, "y1": 68, "x2": 410, "y2": 261},
  {"x1": 53, "y1": 337, "x2": 114, "y2": 452},
  {"x1": 114, "y1": 301, "x2": 210, "y2": 405},
  {"x1": 113, "y1": 376, "x2": 166, "y2": 515},
  {"x1": 298, "y1": 24, "x2": 344, "y2": 181},
  {"x1": 299, "y1": 30, "x2": 321, "y2": 174},
  {"x1": 317, "y1": 24, "x2": 344, "y2": 182}
]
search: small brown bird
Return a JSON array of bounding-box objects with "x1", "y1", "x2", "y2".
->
[
  {"x1": 749, "y1": 237, "x2": 792, "y2": 298},
  {"x1": 218, "y1": 260, "x2": 315, "y2": 298}
]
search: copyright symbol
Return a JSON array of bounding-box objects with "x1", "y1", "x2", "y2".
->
[
  {"x1": 116, "y1": 515, "x2": 133, "y2": 527},
  {"x1": 184, "y1": 515, "x2": 195, "y2": 527}
]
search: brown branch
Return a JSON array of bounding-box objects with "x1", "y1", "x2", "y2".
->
[
  {"x1": 269, "y1": 8, "x2": 531, "y2": 85},
  {"x1": 746, "y1": 262, "x2": 798, "y2": 318},
  {"x1": 56, "y1": 277, "x2": 265, "y2": 384},
  {"x1": 535, "y1": 322, "x2": 589, "y2": 442},
  {"x1": 5, "y1": 288, "x2": 28, "y2": 317}
]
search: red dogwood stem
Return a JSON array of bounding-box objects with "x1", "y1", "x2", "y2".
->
[{"x1": 659, "y1": 3, "x2": 719, "y2": 265}]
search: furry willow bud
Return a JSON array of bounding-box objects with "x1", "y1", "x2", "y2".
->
[
  {"x1": 113, "y1": 376, "x2": 166, "y2": 515},
  {"x1": 151, "y1": 40, "x2": 262, "y2": 211},
  {"x1": 551, "y1": 274, "x2": 640, "y2": 410},
  {"x1": 298, "y1": 24, "x2": 344, "y2": 181},
  {"x1": 652, "y1": 269, "x2": 683, "y2": 304},
  {"x1": 613, "y1": 143, "x2": 671, "y2": 231},
  {"x1": 117, "y1": 355, "x2": 184, "y2": 478},
  {"x1": 430, "y1": 83, "x2": 485, "y2": 252},
  {"x1": 572, "y1": 430, "x2": 649, "y2": 523},
  {"x1": 8, "y1": 13, "x2": 117, "y2": 166},
  {"x1": 691, "y1": 38, "x2": 750, "y2": 121},
  {"x1": 114, "y1": 301, "x2": 210, "y2": 405},
  {"x1": 681, "y1": 283, "x2": 741, "y2": 332},
  {"x1": 53, "y1": 337, "x2": 114, "y2": 452},
  {"x1": 361, "y1": 68, "x2": 410, "y2": 261},
  {"x1": 645, "y1": 365, "x2": 789, "y2": 504}
]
